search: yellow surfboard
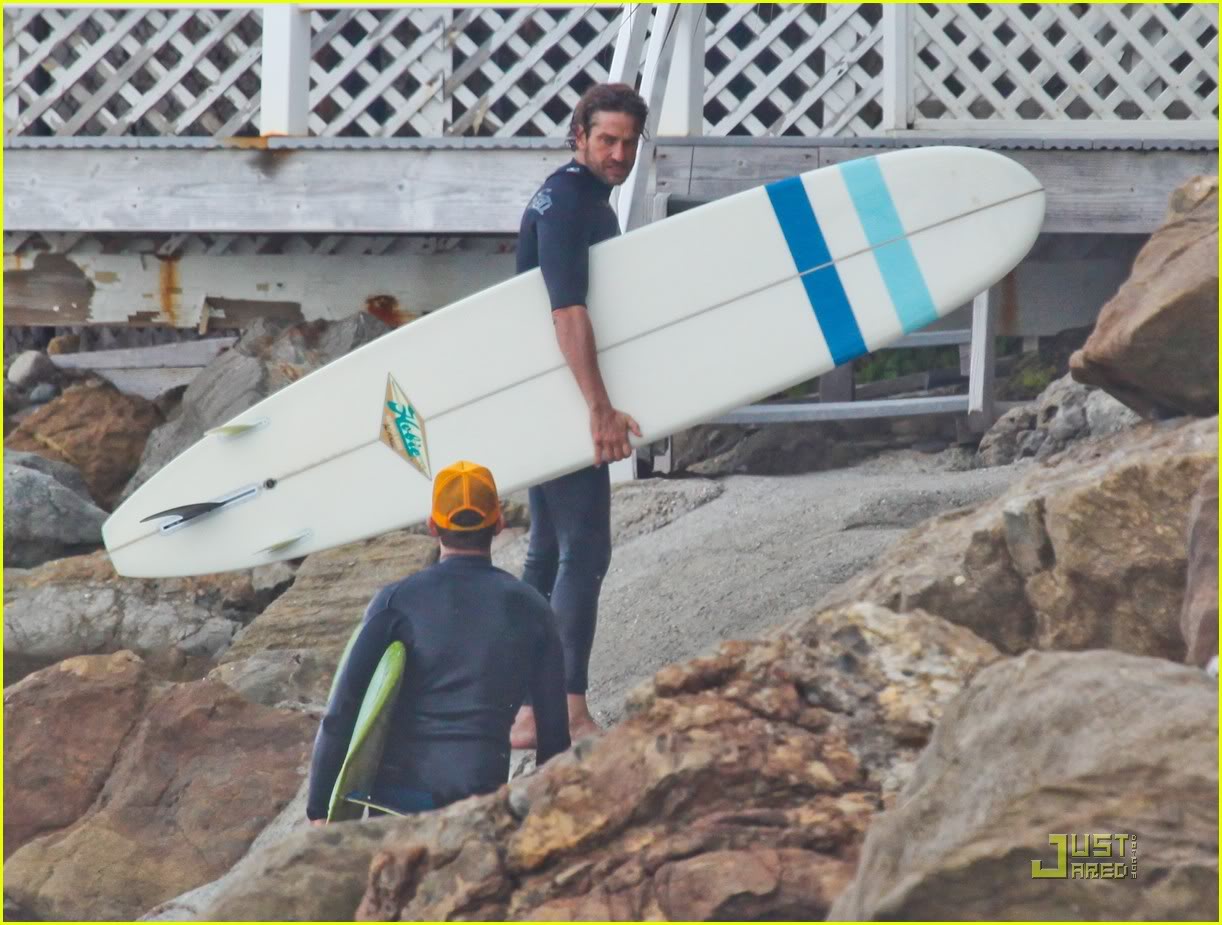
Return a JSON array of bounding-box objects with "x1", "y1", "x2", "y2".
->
[{"x1": 326, "y1": 628, "x2": 407, "y2": 823}]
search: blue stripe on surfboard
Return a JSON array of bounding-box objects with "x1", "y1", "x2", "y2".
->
[
  {"x1": 838, "y1": 157, "x2": 939, "y2": 334},
  {"x1": 764, "y1": 176, "x2": 866, "y2": 367}
]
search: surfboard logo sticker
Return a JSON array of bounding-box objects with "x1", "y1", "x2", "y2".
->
[{"x1": 379, "y1": 375, "x2": 431, "y2": 479}]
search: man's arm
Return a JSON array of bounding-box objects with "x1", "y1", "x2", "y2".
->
[
  {"x1": 528, "y1": 604, "x2": 572, "y2": 765},
  {"x1": 552, "y1": 305, "x2": 641, "y2": 466},
  {"x1": 305, "y1": 599, "x2": 402, "y2": 821},
  {"x1": 535, "y1": 190, "x2": 640, "y2": 466}
]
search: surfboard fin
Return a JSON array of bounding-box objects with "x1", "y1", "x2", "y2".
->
[
  {"x1": 206, "y1": 419, "x2": 267, "y2": 438},
  {"x1": 141, "y1": 485, "x2": 260, "y2": 533},
  {"x1": 258, "y1": 530, "x2": 312, "y2": 555},
  {"x1": 140, "y1": 502, "x2": 224, "y2": 526}
]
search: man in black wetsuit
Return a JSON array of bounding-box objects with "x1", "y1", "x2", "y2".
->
[
  {"x1": 509, "y1": 83, "x2": 648, "y2": 749},
  {"x1": 306, "y1": 461, "x2": 570, "y2": 823}
]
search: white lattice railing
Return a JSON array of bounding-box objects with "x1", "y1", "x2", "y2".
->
[
  {"x1": 912, "y1": 3, "x2": 1219, "y2": 127},
  {"x1": 4, "y1": 6, "x2": 262, "y2": 136},
  {"x1": 4, "y1": 4, "x2": 1218, "y2": 139}
]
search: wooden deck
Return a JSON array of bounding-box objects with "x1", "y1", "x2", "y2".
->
[{"x1": 6, "y1": 136, "x2": 1214, "y2": 237}]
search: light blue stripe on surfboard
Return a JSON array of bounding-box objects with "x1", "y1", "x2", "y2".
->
[
  {"x1": 839, "y1": 157, "x2": 939, "y2": 334},
  {"x1": 764, "y1": 176, "x2": 866, "y2": 367}
]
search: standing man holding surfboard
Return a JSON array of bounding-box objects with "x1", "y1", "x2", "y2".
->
[
  {"x1": 509, "y1": 83, "x2": 648, "y2": 749},
  {"x1": 307, "y1": 461, "x2": 570, "y2": 823}
]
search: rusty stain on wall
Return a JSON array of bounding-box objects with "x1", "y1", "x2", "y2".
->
[
  {"x1": 224, "y1": 136, "x2": 270, "y2": 151},
  {"x1": 157, "y1": 255, "x2": 181, "y2": 326},
  {"x1": 364, "y1": 294, "x2": 419, "y2": 328}
]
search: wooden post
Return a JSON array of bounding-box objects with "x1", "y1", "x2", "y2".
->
[
  {"x1": 260, "y1": 5, "x2": 311, "y2": 137},
  {"x1": 657, "y1": 3, "x2": 704, "y2": 137},
  {"x1": 881, "y1": 4, "x2": 913, "y2": 132},
  {"x1": 608, "y1": 4, "x2": 653, "y2": 219},
  {"x1": 967, "y1": 286, "x2": 998, "y2": 432},
  {"x1": 820, "y1": 364, "x2": 856, "y2": 403},
  {"x1": 617, "y1": 5, "x2": 681, "y2": 232},
  {"x1": 608, "y1": 3, "x2": 651, "y2": 87}
]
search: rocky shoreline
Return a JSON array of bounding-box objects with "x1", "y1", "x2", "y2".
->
[{"x1": 3, "y1": 176, "x2": 1217, "y2": 921}]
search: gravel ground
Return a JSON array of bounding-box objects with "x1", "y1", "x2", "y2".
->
[{"x1": 495, "y1": 447, "x2": 1032, "y2": 727}]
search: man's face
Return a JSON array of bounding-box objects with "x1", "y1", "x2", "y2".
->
[{"x1": 574, "y1": 110, "x2": 641, "y2": 187}]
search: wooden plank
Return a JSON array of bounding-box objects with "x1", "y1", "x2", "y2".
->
[
  {"x1": 619, "y1": 4, "x2": 680, "y2": 231},
  {"x1": 664, "y1": 144, "x2": 1217, "y2": 234},
  {"x1": 48, "y1": 338, "x2": 237, "y2": 371},
  {"x1": 3, "y1": 248, "x2": 517, "y2": 327},
  {"x1": 4, "y1": 11, "x2": 19, "y2": 133},
  {"x1": 83, "y1": 367, "x2": 202, "y2": 401},
  {"x1": 260, "y1": 6, "x2": 311, "y2": 136},
  {"x1": 893, "y1": 329, "x2": 971, "y2": 348},
  {"x1": 663, "y1": 144, "x2": 819, "y2": 199},
  {"x1": 4, "y1": 147, "x2": 571, "y2": 234},
  {"x1": 607, "y1": 2, "x2": 651, "y2": 86}
]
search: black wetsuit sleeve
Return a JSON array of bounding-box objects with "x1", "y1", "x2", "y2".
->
[
  {"x1": 536, "y1": 188, "x2": 592, "y2": 311},
  {"x1": 305, "y1": 596, "x2": 407, "y2": 820},
  {"x1": 528, "y1": 603, "x2": 571, "y2": 765}
]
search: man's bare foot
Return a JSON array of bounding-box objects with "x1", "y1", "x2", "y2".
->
[
  {"x1": 509, "y1": 705, "x2": 537, "y2": 750},
  {"x1": 568, "y1": 715, "x2": 603, "y2": 741},
  {"x1": 567, "y1": 693, "x2": 603, "y2": 742}
]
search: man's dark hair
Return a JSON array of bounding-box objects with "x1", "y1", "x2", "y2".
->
[
  {"x1": 568, "y1": 82, "x2": 649, "y2": 151},
  {"x1": 434, "y1": 508, "x2": 497, "y2": 552}
]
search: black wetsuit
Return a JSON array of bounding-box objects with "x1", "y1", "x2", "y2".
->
[
  {"x1": 305, "y1": 555, "x2": 570, "y2": 820},
  {"x1": 516, "y1": 160, "x2": 619, "y2": 694}
]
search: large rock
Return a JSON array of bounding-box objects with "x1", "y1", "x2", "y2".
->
[
  {"x1": 1181, "y1": 466, "x2": 1218, "y2": 668},
  {"x1": 3, "y1": 657, "x2": 315, "y2": 921},
  {"x1": 780, "y1": 603, "x2": 1002, "y2": 803},
  {"x1": 5, "y1": 378, "x2": 162, "y2": 509},
  {"x1": 215, "y1": 531, "x2": 437, "y2": 708},
  {"x1": 3, "y1": 651, "x2": 152, "y2": 858},
  {"x1": 139, "y1": 780, "x2": 312, "y2": 920},
  {"x1": 1070, "y1": 175, "x2": 1219, "y2": 417},
  {"x1": 184, "y1": 604, "x2": 995, "y2": 921},
  {"x1": 121, "y1": 315, "x2": 390, "y2": 503},
  {"x1": 6, "y1": 448, "x2": 92, "y2": 497},
  {"x1": 3, "y1": 462, "x2": 107, "y2": 567},
  {"x1": 976, "y1": 374, "x2": 1139, "y2": 468},
  {"x1": 3, "y1": 551, "x2": 286, "y2": 683},
  {"x1": 7, "y1": 350, "x2": 59, "y2": 389},
  {"x1": 822, "y1": 417, "x2": 1218, "y2": 659},
  {"x1": 672, "y1": 413, "x2": 956, "y2": 477},
  {"x1": 830, "y1": 650, "x2": 1218, "y2": 921}
]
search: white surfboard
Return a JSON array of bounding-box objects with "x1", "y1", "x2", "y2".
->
[{"x1": 103, "y1": 146, "x2": 1044, "y2": 577}]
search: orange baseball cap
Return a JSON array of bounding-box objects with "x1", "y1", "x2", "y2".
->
[{"x1": 431, "y1": 460, "x2": 500, "y2": 531}]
